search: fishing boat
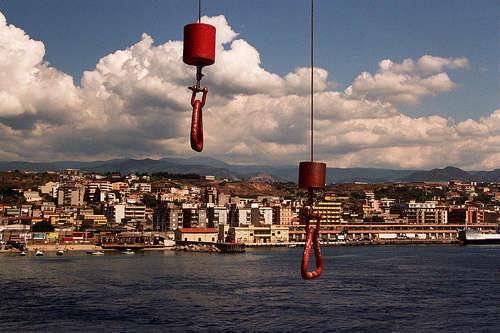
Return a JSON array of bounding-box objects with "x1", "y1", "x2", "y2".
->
[
  {"x1": 56, "y1": 250, "x2": 64, "y2": 256},
  {"x1": 19, "y1": 251, "x2": 26, "y2": 256},
  {"x1": 35, "y1": 250, "x2": 44, "y2": 256}
]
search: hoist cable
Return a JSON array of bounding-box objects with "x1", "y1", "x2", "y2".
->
[
  {"x1": 300, "y1": 0, "x2": 324, "y2": 280},
  {"x1": 198, "y1": 0, "x2": 201, "y2": 23},
  {"x1": 310, "y1": 0, "x2": 314, "y2": 162}
]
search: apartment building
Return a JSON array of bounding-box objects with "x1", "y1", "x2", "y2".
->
[
  {"x1": 406, "y1": 202, "x2": 448, "y2": 224},
  {"x1": 106, "y1": 204, "x2": 146, "y2": 225},
  {"x1": 57, "y1": 183, "x2": 85, "y2": 206},
  {"x1": 313, "y1": 194, "x2": 342, "y2": 224},
  {"x1": 272, "y1": 205, "x2": 293, "y2": 225},
  {"x1": 153, "y1": 206, "x2": 183, "y2": 231},
  {"x1": 207, "y1": 205, "x2": 228, "y2": 229}
]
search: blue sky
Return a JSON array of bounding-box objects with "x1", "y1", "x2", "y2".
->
[
  {"x1": 0, "y1": 0, "x2": 498, "y2": 169},
  {"x1": 2, "y1": 0, "x2": 497, "y2": 121}
]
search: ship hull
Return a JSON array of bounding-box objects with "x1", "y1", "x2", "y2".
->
[
  {"x1": 459, "y1": 230, "x2": 500, "y2": 245},
  {"x1": 463, "y1": 238, "x2": 500, "y2": 245}
]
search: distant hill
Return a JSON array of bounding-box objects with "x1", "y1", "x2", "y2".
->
[
  {"x1": 470, "y1": 169, "x2": 500, "y2": 183},
  {"x1": 0, "y1": 158, "x2": 498, "y2": 183},
  {"x1": 403, "y1": 166, "x2": 473, "y2": 182},
  {"x1": 403, "y1": 166, "x2": 500, "y2": 183}
]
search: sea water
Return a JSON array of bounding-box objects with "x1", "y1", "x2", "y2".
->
[{"x1": 0, "y1": 245, "x2": 499, "y2": 332}]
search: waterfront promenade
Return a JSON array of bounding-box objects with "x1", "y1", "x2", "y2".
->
[{"x1": 1, "y1": 238, "x2": 463, "y2": 254}]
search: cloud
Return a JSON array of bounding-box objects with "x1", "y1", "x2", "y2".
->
[
  {"x1": 345, "y1": 55, "x2": 469, "y2": 106},
  {"x1": 0, "y1": 11, "x2": 496, "y2": 171},
  {"x1": 0, "y1": 12, "x2": 81, "y2": 128},
  {"x1": 379, "y1": 55, "x2": 470, "y2": 75}
]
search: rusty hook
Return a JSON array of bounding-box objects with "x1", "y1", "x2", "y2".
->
[
  {"x1": 188, "y1": 86, "x2": 208, "y2": 152},
  {"x1": 301, "y1": 209, "x2": 323, "y2": 280}
]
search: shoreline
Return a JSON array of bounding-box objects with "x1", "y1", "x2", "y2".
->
[
  {"x1": 1, "y1": 239, "x2": 464, "y2": 253},
  {"x1": 245, "y1": 239, "x2": 462, "y2": 247},
  {"x1": 0, "y1": 245, "x2": 176, "y2": 253}
]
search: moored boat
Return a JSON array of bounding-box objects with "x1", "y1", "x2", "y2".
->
[
  {"x1": 122, "y1": 249, "x2": 134, "y2": 255},
  {"x1": 19, "y1": 251, "x2": 26, "y2": 256},
  {"x1": 56, "y1": 250, "x2": 64, "y2": 256},
  {"x1": 35, "y1": 250, "x2": 44, "y2": 256},
  {"x1": 87, "y1": 250, "x2": 104, "y2": 255}
]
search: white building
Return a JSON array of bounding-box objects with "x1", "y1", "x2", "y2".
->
[{"x1": 23, "y1": 190, "x2": 42, "y2": 202}]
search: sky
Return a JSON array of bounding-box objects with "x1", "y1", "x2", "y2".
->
[{"x1": 0, "y1": 0, "x2": 498, "y2": 170}]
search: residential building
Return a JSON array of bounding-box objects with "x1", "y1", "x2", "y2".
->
[
  {"x1": 218, "y1": 193, "x2": 231, "y2": 206},
  {"x1": 313, "y1": 194, "x2": 342, "y2": 224},
  {"x1": 203, "y1": 187, "x2": 217, "y2": 204},
  {"x1": 207, "y1": 205, "x2": 228, "y2": 229},
  {"x1": 23, "y1": 190, "x2": 41, "y2": 202},
  {"x1": 57, "y1": 183, "x2": 85, "y2": 206},
  {"x1": 272, "y1": 205, "x2": 293, "y2": 225},
  {"x1": 406, "y1": 202, "x2": 448, "y2": 224},
  {"x1": 134, "y1": 183, "x2": 152, "y2": 192},
  {"x1": 153, "y1": 206, "x2": 182, "y2": 231},
  {"x1": 39, "y1": 182, "x2": 59, "y2": 196}
]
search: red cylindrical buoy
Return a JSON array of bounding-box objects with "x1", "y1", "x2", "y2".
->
[
  {"x1": 183, "y1": 23, "x2": 216, "y2": 67},
  {"x1": 298, "y1": 161, "x2": 326, "y2": 189}
]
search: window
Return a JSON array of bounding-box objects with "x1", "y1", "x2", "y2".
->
[{"x1": 198, "y1": 237, "x2": 202, "y2": 242}]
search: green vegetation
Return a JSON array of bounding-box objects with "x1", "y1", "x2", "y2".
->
[
  {"x1": 152, "y1": 172, "x2": 201, "y2": 180},
  {"x1": 0, "y1": 186, "x2": 25, "y2": 204},
  {"x1": 475, "y1": 193, "x2": 492, "y2": 205},
  {"x1": 142, "y1": 194, "x2": 160, "y2": 208}
]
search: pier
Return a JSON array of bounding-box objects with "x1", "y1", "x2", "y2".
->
[{"x1": 215, "y1": 243, "x2": 246, "y2": 253}]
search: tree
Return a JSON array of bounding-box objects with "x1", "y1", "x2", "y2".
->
[
  {"x1": 142, "y1": 193, "x2": 159, "y2": 208},
  {"x1": 475, "y1": 193, "x2": 492, "y2": 205}
]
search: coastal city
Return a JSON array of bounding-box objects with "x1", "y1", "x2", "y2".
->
[{"x1": 1, "y1": 168, "x2": 499, "y2": 254}]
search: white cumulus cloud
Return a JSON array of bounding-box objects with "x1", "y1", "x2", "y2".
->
[{"x1": 0, "y1": 11, "x2": 496, "y2": 171}]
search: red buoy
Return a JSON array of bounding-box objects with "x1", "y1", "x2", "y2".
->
[
  {"x1": 298, "y1": 161, "x2": 326, "y2": 189},
  {"x1": 183, "y1": 23, "x2": 216, "y2": 67}
]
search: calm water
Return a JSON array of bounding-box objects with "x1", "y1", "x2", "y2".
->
[{"x1": 0, "y1": 245, "x2": 499, "y2": 332}]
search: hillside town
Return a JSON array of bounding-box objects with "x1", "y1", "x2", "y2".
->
[{"x1": 1, "y1": 168, "x2": 499, "y2": 252}]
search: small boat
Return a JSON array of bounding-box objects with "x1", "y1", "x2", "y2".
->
[
  {"x1": 87, "y1": 251, "x2": 104, "y2": 256},
  {"x1": 288, "y1": 244, "x2": 297, "y2": 248},
  {"x1": 56, "y1": 250, "x2": 64, "y2": 256},
  {"x1": 19, "y1": 251, "x2": 26, "y2": 256},
  {"x1": 35, "y1": 250, "x2": 44, "y2": 256},
  {"x1": 122, "y1": 249, "x2": 134, "y2": 255}
]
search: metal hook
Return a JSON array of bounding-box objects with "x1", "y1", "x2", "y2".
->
[{"x1": 301, "y1": 209, "x2": 323, "y2": 280}]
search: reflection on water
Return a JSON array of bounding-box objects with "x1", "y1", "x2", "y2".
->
[{"x1": 1, "y1": 246, "x2": 499, "y2": 332}]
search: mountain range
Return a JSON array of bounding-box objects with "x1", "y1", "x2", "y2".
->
[{"x1": 0, "y1": 158, "x2": 498, "y2": 183}]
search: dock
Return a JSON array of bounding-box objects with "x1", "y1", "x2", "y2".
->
[{"x1": 216, "y1": 243, "x2": 246, "y2": 253}]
